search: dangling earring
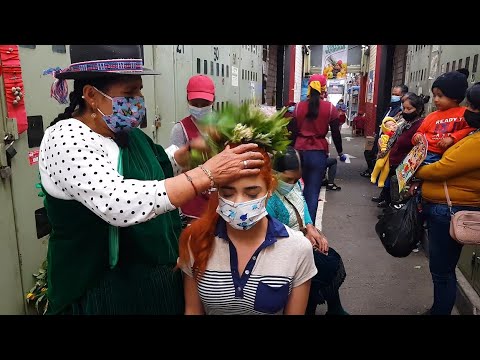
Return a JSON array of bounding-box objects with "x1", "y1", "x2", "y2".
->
[{"x1": 91, "y1": 103, "x2": 97, "y2": 118}]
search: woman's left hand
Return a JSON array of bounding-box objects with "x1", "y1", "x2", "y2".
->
[{"x1": 305, "y1": 224, "x2": 329, "y2": 254}]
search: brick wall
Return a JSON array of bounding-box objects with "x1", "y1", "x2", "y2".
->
[
  {"x1": 392, "y1": 45, "x2": 407, "y2": 86},
  {"x1": 266, "y1": 45, "x2": 278, "y2": 106}
]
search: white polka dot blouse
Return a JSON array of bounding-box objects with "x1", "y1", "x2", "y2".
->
[{"x1": 39, "y1": 118, "x2": 183, "y2": 227}]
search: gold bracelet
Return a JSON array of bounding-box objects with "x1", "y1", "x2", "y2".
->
[{"x1": 198, "y1": 165, "x2": 215, "y2": 188}]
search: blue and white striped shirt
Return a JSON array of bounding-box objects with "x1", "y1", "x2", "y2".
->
[{"x1": 181, "y1": 216, "x2": 317, "y2": 315}]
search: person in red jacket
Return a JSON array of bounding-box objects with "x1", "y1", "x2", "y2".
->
[
  {"x1": 292, "y1": 74, "x2": 345, "y2": 224},
  {"x1": 412, "y1": 71, "x2": 473, "y2": 164},
  {"x1": 352, "y1": 111, "x2": 366, "y2": 131}
]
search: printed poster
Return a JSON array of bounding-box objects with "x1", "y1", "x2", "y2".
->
[
  {"x1": 321, "y1": 45, "x2": 348, "y2": 80},
  {"x1": 367, "y1": 70, "x2": 375, "y2": 103},
  {"x1": 395, "y1": 134, "x2": 428, "y2": 192}
]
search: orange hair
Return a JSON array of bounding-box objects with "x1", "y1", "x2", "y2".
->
[{"x1": 178, "y1": 146, "x2": 276, "y2": 277}]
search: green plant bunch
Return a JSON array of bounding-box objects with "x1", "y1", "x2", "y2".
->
[
  {"x1": 189, "y1": 103, "x2": 292, "y2": 168},
  {"x1": 26, "y1": 259, "x2": 48, "y2": 315}
]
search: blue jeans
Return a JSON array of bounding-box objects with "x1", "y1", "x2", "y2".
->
[
  {"x1": 299, "y1": 150, "x2": 327, "y2": 225},
  {"x1": 423, "y1": 202, "x2": 480, "y2": 315},
  {"x1": 423, "y1": 152, "x2": 442, "y2": 165}
]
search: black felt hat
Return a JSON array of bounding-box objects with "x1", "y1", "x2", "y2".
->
[{"x1": 54, "y1": 45, "x2": 159, "y2": 80}]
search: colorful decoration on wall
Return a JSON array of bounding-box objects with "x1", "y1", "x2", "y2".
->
[
  {"x1": 323, "y1": 56, "x2": 348, "y2": 79},
  {"x1": 0, "y1": 45, "x2": 28, "y2": 134}
]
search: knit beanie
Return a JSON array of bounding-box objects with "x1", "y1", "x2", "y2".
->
[{"x1": 431, "y1": 71, "x2": 468, "y2": 102}]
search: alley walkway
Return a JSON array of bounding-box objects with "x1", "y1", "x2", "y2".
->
[{"x1": 316, "y1": 127, "x2": 436, "y2": 315}]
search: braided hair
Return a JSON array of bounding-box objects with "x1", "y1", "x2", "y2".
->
[
  {"x1": 50, "y1": 75, "x2": 135, "y2": 148},
  {"x1": 50, "y1": 74, "x2": 130, "y2": 127}
]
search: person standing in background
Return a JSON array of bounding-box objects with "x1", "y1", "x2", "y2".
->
[{"x1": 170, "y1": 75, "x2": 216, "y2": 224}]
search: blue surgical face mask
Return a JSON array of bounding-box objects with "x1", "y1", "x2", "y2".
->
[
  {"x1": 277, "y1": 180, "x2": 295, "y2": 196},
  {"x1": 189, "y1": 105, "x2": 212, "y2": 120},
  {"x1": 216, "y1": 194, "x2": 268, "y2": 231},
  {"x1": 287, "y1": 106, "x2": 295, "y2": 113},
  {"x1": 391, "y1": 95, "x2": 401, "y2": 103}
]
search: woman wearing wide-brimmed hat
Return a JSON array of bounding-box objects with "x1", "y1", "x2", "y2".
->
[{"x1": 39, "y1": 45, "x2": 264, "y2": 314}]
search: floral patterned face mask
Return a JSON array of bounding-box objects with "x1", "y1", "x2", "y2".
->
[
  {"x1": 94, "y1": 87, "x2": 146, "y2": 133},
  {"x1": 216, "y1": 194, "x2": 268, "y2": 231}
]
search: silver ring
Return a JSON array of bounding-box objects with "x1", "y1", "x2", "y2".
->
[{"x1": 243, "y1": 160, "x2": 248, "y2": 169}]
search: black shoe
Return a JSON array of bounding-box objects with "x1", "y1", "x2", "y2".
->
[
  {"x1": 377, "y1": 200, "x2": 388, "y2": 208},
  {"x1": 371, "y1": 196, "x2": 384, "y2": 202},
  {"x1": 326, "y1": 183, "x2": 341, "y2": 191},
  {"x1": 360, "y1": 170, "x2": 371, "y2": 178}
]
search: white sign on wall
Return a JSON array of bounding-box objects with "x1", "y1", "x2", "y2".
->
[
  {"x1": 232, "y1": 66, "x2": 239, "y2": 87},
  {"x1": 321, "y1": 45, "x2": 348, "y2": 69}
]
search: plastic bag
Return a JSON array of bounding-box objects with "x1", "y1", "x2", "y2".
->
[{"x1": 375, "y1": 197, "x2": 424, "y2": 258}]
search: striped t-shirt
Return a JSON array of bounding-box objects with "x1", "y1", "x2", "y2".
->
[{"x1": 181, "y1": 216, "x2": 317, "y2": 315}]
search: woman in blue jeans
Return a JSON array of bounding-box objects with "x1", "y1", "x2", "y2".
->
[
  {"x1": 416, "y1": 82, "x2": 480, "y2": 315},
  {"x1": 291, "y1": 74, "x2": 345, "y2": 223}
]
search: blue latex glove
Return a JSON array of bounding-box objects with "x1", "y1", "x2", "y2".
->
[{"x1": 339, "y1": 154, "x2": 347, "y2": 162}]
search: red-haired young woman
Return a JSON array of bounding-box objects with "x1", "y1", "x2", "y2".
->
[{"x1": 178, "y1": 147, "x2": 317, "y2": 315}]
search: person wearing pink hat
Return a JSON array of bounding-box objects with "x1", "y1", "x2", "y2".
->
[
  {"x1": 308, "y1": 74, "x2": 327, "y2": 99},
  {"x1": 291, "y1": 73, "x2": 345, "y2": 224},
  {"x1": 170, "y1": 75, "x2": 216, "y2": 223}
]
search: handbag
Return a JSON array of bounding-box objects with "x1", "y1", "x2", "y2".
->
[{"x1": 443, "y1": 182, "x2": 480, "y2": 245}]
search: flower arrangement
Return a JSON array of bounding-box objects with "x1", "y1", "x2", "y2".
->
[
  {"x1": 189, "y1": 103, "x2": 292, "y2": 168},
  {"x1": 25, "y1": 259, "x2": 49, "y2": 315}
]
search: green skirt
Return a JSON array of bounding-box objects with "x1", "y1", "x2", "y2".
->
[{"x1": 56, "y1": 263, "x2": 184, "y2": 315}]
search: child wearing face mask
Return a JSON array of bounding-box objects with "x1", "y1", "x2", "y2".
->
[
  {"x1": 169, "y1": 75, "x2": 216, "y2": 223},
  {"x1": 412, "y1": 71, "x2": 474, "y2": 165}
]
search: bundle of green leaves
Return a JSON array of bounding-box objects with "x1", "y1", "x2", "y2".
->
[
  {"x1": 190, "y1": 103, "x2": 292, "y2": 168},
  {"x1": 26, "y1": 259, "x2": 48, "y2": 315}
]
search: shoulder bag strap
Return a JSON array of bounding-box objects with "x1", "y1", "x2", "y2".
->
[
  {"x1": 443, "y1": 181, "x2": 454, "y2": 215},
  {"x1": 283, "y1": 195, "x2": 307, "y2": 235}
]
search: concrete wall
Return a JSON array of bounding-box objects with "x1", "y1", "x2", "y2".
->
[
  {"x1": 348, "y1": 45, "x2": 362, "y2": 65},
  {"x1": 310, "y1": 45, "x2": 323, "y2": 68}
]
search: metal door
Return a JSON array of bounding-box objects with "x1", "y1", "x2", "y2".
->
[
  {"x1": 0, "y1": 71, "x2": 24, "y2": 314},
  {"x1": 174, "y1": 45, "x2": 194, "y2": 127}
]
